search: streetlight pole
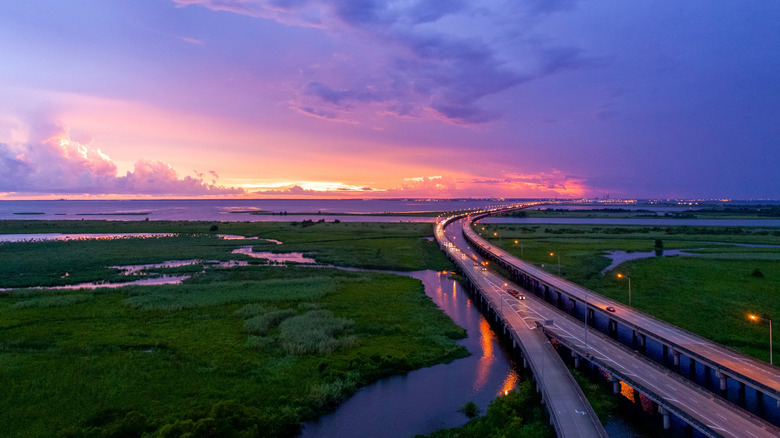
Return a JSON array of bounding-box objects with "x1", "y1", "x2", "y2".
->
[
  {"x1": 502, "y1": 283, "x2": 507, "y2": 315},
  {"x1": 515, "y1": 240, "x2": 523, "y2": 258},
  {"x1": 550, "y1": 252, "x2": 560, "y2": 275},
  {"x1": 617, "y1": 273, "x2": 631, "y2": 307},
  {"x1": 749, "y1": 314, "x2": 773, "y2": 366},
  {"x1": 584, "y1": 290, "x2": 590, "y2": 355}
]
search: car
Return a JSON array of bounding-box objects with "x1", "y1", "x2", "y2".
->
[
  {"x1": 505, "y1": 289, "x2": 526, "y2": 300},
  {"x1": 606, "y1": 306, "x2": 616, "y2": 312},
  {"x1": 480, "y1": 267, "x2": 487, "y2": 271}
]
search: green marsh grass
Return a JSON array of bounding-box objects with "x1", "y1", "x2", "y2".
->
[
  {"x1": 423, "y1": 381, "x2": 553, "y2": 438},
  {"x1": 11, "y1": 293, "x2": 92, "y2": 309},
  {"x1": 0, "y1": 221, "x2": 465, "y2": 437},
  {"x1": 278, "y1": 310, "x2": 356, "y2": 355},
  {"x1": 244, "y1": 309, "x2": 297, "y2": 336}
]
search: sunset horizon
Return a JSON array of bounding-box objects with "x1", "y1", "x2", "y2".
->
[{"x1": 2, "y1": 1, "x2": 778, "y2": 200}]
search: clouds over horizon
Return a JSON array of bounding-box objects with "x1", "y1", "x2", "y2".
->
[
  {"x1": 174, "y1": 0, "x2": 588, "y2": 125},
  {"x1": 0, "y1": 120, "x2": 243, "y2": 197},
  {"x1": 250, "y1": 172, "x2": 583, "y2": 198}
]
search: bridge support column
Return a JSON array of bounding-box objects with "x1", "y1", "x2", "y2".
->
[
  {"x1": 611, "y1": 376, "x2": 620, "y2": 394},
  {"x1": 658, "y1": 406, "x2": 671, "y2": 430},
  {"x1": 738, "y1": 382, "x2": 746, "y2": 400},
  {"x1": 636, "y1": 333, "x2": 646, "y2": 354},
  {"x1": 556, "y1": 291, "x2": 562, "y2": 307},
  {"x1": 569, "y1": 298, "x2": 576, "y2": 313},
  {"x1": 688, "y1": 357, "x2": 695, "y2": 376},
  {"x1": 572, "y1": 352, "x2": 581, "y2": 368},
  {"x1": 662, "y1": 344, "x2": 669, "y2": 366},
  {"x1": 586, "y1": 308, "x2": 594, "y2": 326},
  {"x1": 716, "y1": 371, "x2": 728, "y2": 392},
  {"x1": 672, "y1": 349, "x2": 680, "y2": 368},
  {"x1": 608, "y1": 319, "x2": 618, "y2": 339}
]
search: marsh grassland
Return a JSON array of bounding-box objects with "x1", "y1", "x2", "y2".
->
[
  {"x1": 1, "y1": 220, "x2": 468, "y2": 437},
  {"x1": 5, "y1": 218, "x2": 778, "y2": 437}
]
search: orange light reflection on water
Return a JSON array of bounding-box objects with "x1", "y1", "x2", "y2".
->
[
  {"x1": 452, "y1": 280, "x2": 457, "y2": 299},
  {"x1": 474, "y1": 318, "x2": 495, "y2": 391},
  {"x1": 499, "y1": 371, "x2": 519, "y2": 396},
  {"x1": 619, "y1": 381, "x2": 635, "y2": 402}
]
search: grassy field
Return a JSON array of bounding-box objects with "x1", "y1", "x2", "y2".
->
[
  {"x1": 0, "y1": 221, "x2": 465, "y2": 437},
  {"x1": 0, "y1": 220, "x2": 452, "y2": 289},
  {"x1": 480, "y1": 223, "x2": 780, "y2": 364}
]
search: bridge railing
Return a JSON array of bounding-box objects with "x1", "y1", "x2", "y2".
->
[{"x1": 461, "y1": 216, "x2": 780, "y2": 403}]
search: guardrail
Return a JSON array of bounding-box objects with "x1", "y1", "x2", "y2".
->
[
  {"x1": 435, "y1": 211, "x2": 608, "y2": 438},
  {"x1": 461, "y1": 214, "x2": 780, "y2": 406}
]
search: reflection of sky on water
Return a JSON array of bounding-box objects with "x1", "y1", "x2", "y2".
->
[
  {"x1": 0, "y1": 233, "x2": 176, "y2": 242},
  {"x1": 0, "y1": 274, "x2": 190, "y2": 292},
  {"x1": 300, "y1": 270, "x2": 519, "y2": 438},
  {"x1": 231, "y1": 246, "x2": 316, "y2": 263}
]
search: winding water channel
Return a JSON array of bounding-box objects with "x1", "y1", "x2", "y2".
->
[
  {"x1": 300, "y1": 270, "x2": 520, "y2": 437},
  {"x1": 0, "y1": 233, "x2": 653, "y2": 435}
]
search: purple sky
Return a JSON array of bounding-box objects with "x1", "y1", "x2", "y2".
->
[{"x1": 1, "y1": 1, "x2": 778, "y2": 199}]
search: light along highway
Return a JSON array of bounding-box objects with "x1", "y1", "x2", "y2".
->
[
  {"x1": 435, "y1": 216, "x2": 608, "y2": 438},
  {"x1": 464, "y1": 205, "x2": 780, "y2": 412},
  {"x1": 437, "y1": 210, "x2": 780, "y2": 438}
]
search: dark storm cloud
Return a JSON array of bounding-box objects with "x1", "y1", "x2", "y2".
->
[{"x1": 176, "y1": 0, "x2": 589, "y2": 125}]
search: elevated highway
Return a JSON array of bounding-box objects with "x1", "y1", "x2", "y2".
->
[
  {"x1": 437, "y1": 208, "x2": 780, "y2": 437},
  {"x1": 463, "y1": 206, "x2": 780, "y2": 416},
  {"x1": 435, "y1": 217, "x2": 608, "y2": 438}
]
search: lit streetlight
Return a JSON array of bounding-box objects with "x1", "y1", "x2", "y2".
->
[
  {"x1": 748, "y1": 314, "x2": 773, "y2": 366},
  {"x1": 550, "y1": 252, "x2": 560, "y2": 275},
  {"x1": 617, "y1": 273, "x2": 631, "y2": 307},
  {"x1": 515, "y1": 239, "x2": 523, "y2": 258}
]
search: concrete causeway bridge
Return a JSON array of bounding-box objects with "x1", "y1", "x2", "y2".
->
[
  {"x1": 435, "y1": 204, "x2": 780, "y2": 437},
  {"x1": 435, "y1": 216, "x2": 608, "y2": 438}
]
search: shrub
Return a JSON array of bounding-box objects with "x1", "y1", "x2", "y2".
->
[
  {"x1": 233, "y1": 303, "x2": 270, "y2": 318},
  {"x1": 278, "y1": 310, "x2": 356, "y2": 354},
  {"x1": 459, "y1": 401, "x2": 480, "y2": 418},
  {"x1": 244, "y1": 309, "x2": 297, "y2": 336}
]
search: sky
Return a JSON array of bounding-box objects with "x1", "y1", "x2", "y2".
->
[{"x1": 1, "y1": 0, "x2": 779, "y2": 200}]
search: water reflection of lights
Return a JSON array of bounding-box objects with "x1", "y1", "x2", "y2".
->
[
  {"x1": 639, "y1": 393, "x2": 654, "y2": 412},
  {"x1": 619, "y1": 381, "x2": 635, "y2": 402},
  {"x1": 499, "y1": 371, "x2": 519, "y2": 396},
  {"x1": 474, "y1": 318, "x2": 496, "y2": 390},
  {"x1": 452, "y1": 280, "x2": 457, "y2": 298}
]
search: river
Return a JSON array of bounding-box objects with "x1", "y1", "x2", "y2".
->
[{"x1": 299, "y1": 270, "x2": 520, "y2": 437}]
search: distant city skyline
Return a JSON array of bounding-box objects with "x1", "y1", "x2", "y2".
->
[{"x1": 1, "y1": 1, "x2": 779, "y2": 200}]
